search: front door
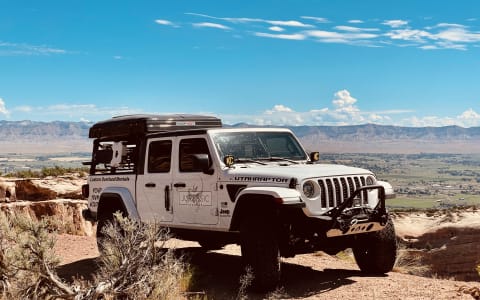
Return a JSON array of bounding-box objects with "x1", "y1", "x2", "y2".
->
[{"x1": 173, "y1": 137, "x2": 218, "y2": 225}]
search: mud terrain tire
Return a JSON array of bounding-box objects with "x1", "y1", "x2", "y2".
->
[
  {"x1": 240, "y1": 214, "x2": 281, "y2": 291},
  {"x1": 96, "y1": 209, "x2": 127, "y2": 253},
  {"x1": 352, "y1": 218, "x2": 397, "y2": 274}
]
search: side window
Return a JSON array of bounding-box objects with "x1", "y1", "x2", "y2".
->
[
  {"x1": 179, "y1": 138, "x2": 210, "y2": 172},
  {"x1": 148, "y1": 140, "x2": 172, "y2": 173}
]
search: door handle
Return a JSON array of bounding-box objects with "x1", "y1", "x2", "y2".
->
[
  {"x1": 164, "y1": 185, "x2": 170, "y2": 211},
  {"x1": 145, "y1": 182, "x2": 156, "y2": 188},
  {"x1": 174, "y1": 182, "x2": 186, "y2": 188}
]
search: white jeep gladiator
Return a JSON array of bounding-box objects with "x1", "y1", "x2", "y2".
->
[{"x1": 83, "y1": 114, "x2": 397, "y2": 290}]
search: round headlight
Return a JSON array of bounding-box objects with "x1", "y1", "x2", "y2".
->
[
  {"x1": 303, "y1": 180, "x2": 316, "y2": 198},
  {"x1": 366, "y1": 176, "x2": 376, "y2": 185}
]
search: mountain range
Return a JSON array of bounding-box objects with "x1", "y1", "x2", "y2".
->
[{"x1": 1, "y1": 120, "x2": 480, "y2": 154}]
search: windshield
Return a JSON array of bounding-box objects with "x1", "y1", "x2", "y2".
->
[{"x1": 211, "y1": 131, "x2": 307, "y2": 161}]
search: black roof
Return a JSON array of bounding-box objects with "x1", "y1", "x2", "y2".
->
[{"x1": 89, "y1": 114, "x2": 222, "y2": 138}]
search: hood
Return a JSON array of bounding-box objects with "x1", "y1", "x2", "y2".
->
[{"x1": 223, "y1": 163, "x2": 373, "y2": 181}]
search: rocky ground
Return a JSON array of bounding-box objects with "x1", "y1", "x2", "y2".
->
[
  {"x1": 2, "y1": 176, "x2": 480, "y2": 299},
  {"x1": 51, "y1": 207, "x2": 480, "y2": 299},
  {"x1": 53, "y1": 234, "x2": 479, "y2": 299}
]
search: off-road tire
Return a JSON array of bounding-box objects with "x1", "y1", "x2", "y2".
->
[
  {"x1": 352, "y1": 218, "x2": 397, "y2": 274},
  {"x1": 96, "y1": 209, "x2": 126, "y2": 253},
  {"x1": 240, "y1": 214, "x2": 281, "y2": 291}
]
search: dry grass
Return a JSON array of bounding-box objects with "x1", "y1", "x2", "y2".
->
[
  {"x1": 0, "y1": 211, "x2": 193, "y2": 299},
  {"x1": 393, "y1": 247, "x2": 432, "y2": 277}
]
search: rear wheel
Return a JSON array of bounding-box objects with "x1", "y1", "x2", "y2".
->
[
  {"x1": 96, "y1": 208, "x2": 126, "y2": 253},
  {"x1": 240, "y1": 213, "x2": 281, "y2": 291},
  {"x1": 352, "y1": 218, "x2": 397, "y2": 274}
]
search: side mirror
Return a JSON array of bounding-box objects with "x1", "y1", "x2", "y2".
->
[
  {"x1": 309, "y1": 152, "x2": 320, "y2": 162},
  {"x1": 192, "y1": 154, "x2": 214, "y2": 175}
]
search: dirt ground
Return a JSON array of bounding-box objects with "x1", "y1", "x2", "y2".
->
[{"x1": 54, "y1": 234, "x2": 479, "y2": 300}]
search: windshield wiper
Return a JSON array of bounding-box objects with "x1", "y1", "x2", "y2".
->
[
  {"x1": 234, "y1": 158, "x2": 267, "y2": 165},
  {"x1": 258, "y1": 157, "x2": 299, "y2": 164}
]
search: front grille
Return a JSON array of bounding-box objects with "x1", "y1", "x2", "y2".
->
[{"x1": 317, "y1": 175, "x2": 369, "y2": 209}]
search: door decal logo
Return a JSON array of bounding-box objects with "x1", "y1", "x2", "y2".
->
[{"x1": 179, "y1": 187, "x2": 212, "y2": 206}]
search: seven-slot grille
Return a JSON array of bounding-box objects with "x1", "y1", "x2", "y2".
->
[{"x1": 318, "y1": 176, "x2": 369, "y2": 209}]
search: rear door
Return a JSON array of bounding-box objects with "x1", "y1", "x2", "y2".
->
[{"x1": 136, "y1": 138, "x2": 174, "y2": 222}]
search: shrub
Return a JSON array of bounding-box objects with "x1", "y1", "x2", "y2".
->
[
  {"x1": 4, "y1": 166, "x2": 89, "y2": 179},
  {"x1": 0, "y1": 211, "x2": 189, "y2": 300}
]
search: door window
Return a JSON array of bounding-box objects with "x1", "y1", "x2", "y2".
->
[
  {"x1": 179, "y1": 138, "x2": 210, "y2": 172},
  {"x1": 148, "y1": 140, "x2": 172, "y2": 173}
]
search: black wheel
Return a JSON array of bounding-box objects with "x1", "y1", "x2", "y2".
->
[
  {"x1": 240, "y1": 215, "x2": 281, "y2": 291},
  {"x1": 96, "y1": 209, "x2": 126, "y2": 253},
  {"x1": 96, "y1": 211, "x2": 111, "y2": 253},
  {"x1": 352, "y1": 218, "x2": 397, "y2": 274}
]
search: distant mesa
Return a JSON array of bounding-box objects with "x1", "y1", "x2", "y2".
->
[{"x1": 1, "y1": 120, "x2": 480, "y2": 154}]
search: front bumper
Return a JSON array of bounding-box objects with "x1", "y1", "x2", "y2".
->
[{"x1": 324, "y1": 185, "x2": 389, "y2": 237}]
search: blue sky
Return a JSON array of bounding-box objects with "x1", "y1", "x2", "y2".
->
[{"x1": 1, "y1": 0, "x2": 480, "y2": 127}]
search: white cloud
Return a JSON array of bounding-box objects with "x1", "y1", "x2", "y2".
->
[
  {"x1": 459, "y1": 108, "x2": 480, "y2": 120},
  {"x1": 332, "y1": 90, "x2": 357, "y2": 108},
  {"x1": 369, "y1": 113, "x2": 390, "y2": 122},
  {"x1": 186, "y1": 12, "x2": 314, "y2": 28},
  {"x1": 383, "y1": 24, "x2": 480, "y2": 50},
  {"x1": 397, "y1": 109, "x2": 480, "y2": 127},
  {"x1": 435, "y1": 41, "x2": 467, "y2": 51},
  {"x1": 335, "y1": 26, "x2": 379, "y2": 32},
  {"x1": 183, "y1": 13, "x2": 480, "y2": 50},
  {"x1": 458, "y1": 108, "x2": 480, "y2": 126},
  {"x1": 48, "y1": 104, "x2": 97, "y2": 111},
  {"x1": 254, "y1": 32, "x2": 306, "y2": 40},
  {"x1": 300, "y1": 16, "x2": 329, "y2": 23},
  {"x1": 419, "y1": 45, "x2": 439, "y2": 50},
  {"x1": 436, "y1": 23, "x2": 467, "y2": 28},
  {"x1": 382, "y1": 20, "x2": 409, "y2": 28},
  {"x1": 0, "y1": 98, "x2": 9, "y2": 116},
  {"x1": 221, "y1": 90, "x2": 397, "y2": 126},
  {"x1": 193, "y1": 22, "x2": 231, "y2": 30},
  {"x1": 266, "y1": 105, "x2": 294, "y2": 114},
  {"x1": 385, "y1": 29, "x2": 432, "y2": 42},
  {"x1": 435, "y1": 28, "x2": 480, "y2": 43},
  {"x1": 12, "y1": 105, "x2": 33, "y2": 113},
  {"x1": 154, "y1": 19, "x2": 179, "y2": 27},
  {"x1": 9, "y1": 103, "x2": 145, "y2": 121},
  {"x1": 305, "y1": 30, "x2": 378, "y2": 44},
  {"x1": 0, "y1": 41, "x2": 67, "y2": 56},
  {"x1": 268, "y1": 20, "x2": 313, "y2": 28},
  {"x1": 269, "y1": 26, "x2": 285, "y2": 32}
]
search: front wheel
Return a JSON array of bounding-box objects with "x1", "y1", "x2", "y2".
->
[
  {"x1": 240, "y1": 216, "x2": 281, "y2": 291},
  {"x1": 352, "y1": 218, "x2": 397, "y2": 274}
]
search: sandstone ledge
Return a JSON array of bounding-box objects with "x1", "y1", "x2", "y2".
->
[{"x1": 0, "y1": 199, "x2": 95, "y2": 236}]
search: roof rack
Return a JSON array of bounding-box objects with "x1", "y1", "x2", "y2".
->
[{"x1": 89, "y1": 114, "x2": 222, "y2": 138}]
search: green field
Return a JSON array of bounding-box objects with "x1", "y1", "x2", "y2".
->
[
  {"x1": 321, "y1": 153, "x2": 480, "y2": 210},
  {"x1": 3, "y1": 152, "x2": 480, "y2": 210}
]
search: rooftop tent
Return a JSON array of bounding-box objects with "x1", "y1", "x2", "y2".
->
[{"x1": 89, "y1": 114, "x2": 222, "y2": 138}]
